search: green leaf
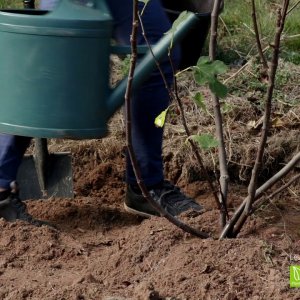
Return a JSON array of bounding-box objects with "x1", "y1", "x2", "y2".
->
[
  {"x1": 166, "y1": 11, "x2": 190, "y2": 48},
  {"x1": 196, "y1": 57, "x2": 228, "y2": 75},
  {"x1": 193, "y1": 92, "x2": 207, "y2": 112},
  {"x1": 195, "y1": 60, "x2": 215, "y2": 83},
  {"x1": 191, "y1": 134, "x2": 219, "y2": 150},
  {"x1": 193, "y1": 67, "x2": 210, "y2": 85},
  {"x1": 196, "y1": 56, "x2": 210, "y2": 66},
  {"x1": 211, "y1": 60, "x2": 228, "y2": 75},
  {"x1": 154, "y1": 108, "x2": 169, "y2": 128},
  {"x1": 209, "y1": 78, "x2": 228, "y2": 98},
  {"x1": 193, "y1": 57, "x2": 228, "y2": 95}
]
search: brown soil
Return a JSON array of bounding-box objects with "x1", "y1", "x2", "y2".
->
[{"x1": 1, "y1": 138, "x2": 300, "y2": 300}]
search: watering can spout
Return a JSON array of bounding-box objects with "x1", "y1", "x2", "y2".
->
[{"x1": 107, "y1": 12, "x2": 199, "y2": 117}]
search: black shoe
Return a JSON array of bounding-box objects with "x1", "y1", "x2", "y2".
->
[
  {"x1": 124, "y1": 181, "x2": 204, "y2": 218},
  {"x1": 0, "y1": 192, "x2": 48, "y2": 227}
]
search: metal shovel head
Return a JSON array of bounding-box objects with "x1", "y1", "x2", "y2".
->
[{"x1": 17, "y1": 152, "x2": 74, "y2": 200}]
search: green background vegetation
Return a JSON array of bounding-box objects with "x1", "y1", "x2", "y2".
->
[
  {"x1": 1, "y1": 0, "x2": 298, "y2": 64},
  {"x1": 0, "y1": 0, "x2": 23, "y2": 9},
  {"x1": 217, "y1": 0, "x2": 300, "y2": 64}
]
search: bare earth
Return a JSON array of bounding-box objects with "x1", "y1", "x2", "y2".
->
[{"x1": 0, "y1": 139, "x2": 300, "y2": 300}]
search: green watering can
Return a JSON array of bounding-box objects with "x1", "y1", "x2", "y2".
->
[{"x1": 0, "y1": 0, "x2": 199, "y2": 139}]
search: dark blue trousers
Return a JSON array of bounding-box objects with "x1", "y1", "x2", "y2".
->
[{"x1": 0, "y1": 0, "x2": 180, "y2": 190}]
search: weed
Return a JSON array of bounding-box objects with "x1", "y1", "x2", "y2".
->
[{"x1": 262, "y1": 241, "x2": 275, "y2": 266}]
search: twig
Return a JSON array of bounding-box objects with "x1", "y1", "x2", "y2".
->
[
  {"x1": 137, "y1": 13, "x2": 170, "y2": 91},
  {"x1": 251, "y1": 0, "x2": 269, "y2": 70},
  {"x1": 253, "y1": 173, "x2": 300, "y2": 210},
  {"x1": 287, "y1": 0, "x2": 300, "y2": 14},
  {"x1": 223, "y1": 60, "x2": 251, "y2": 84}
]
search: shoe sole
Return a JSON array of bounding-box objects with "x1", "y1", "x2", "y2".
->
[{"x1": 123, "y1": 203, "x2": 156, "y2": 218}]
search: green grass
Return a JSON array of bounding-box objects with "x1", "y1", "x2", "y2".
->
[
  {"x1": 0, "y1": 0, "x2": 23, "y2": 9},
  {"x1": 216, "y1": 0, "x2": 300, "y2": 64}
]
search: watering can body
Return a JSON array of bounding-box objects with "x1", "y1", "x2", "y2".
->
[
  {"x1": 0, "y1": 0, "x2": 113, "y2": 138},
  {"x1": 0, "y1": 0, "x2": 199, "y2": 139}
]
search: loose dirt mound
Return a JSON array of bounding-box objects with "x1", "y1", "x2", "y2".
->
[
  {"x1": 0, "y1": 216, "x2": 293, "y2": 300},
  {"x1": 0, "y1": 140, "x2": 300, "y2": 299}
]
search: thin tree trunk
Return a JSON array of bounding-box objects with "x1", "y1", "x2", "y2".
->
[
  {"x1": 209, "y1": 0, "x2": 229, "y2": 227},
  {"x1": 245, "y1": 0, "x2": 290, "y2": 214}
]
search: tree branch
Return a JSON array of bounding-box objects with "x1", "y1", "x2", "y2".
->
[
  {"x1": 251, "y1": 0, "x2": 268, "y2": 70},
  {"x1": 245, "y1": 0, "x2": 290, "y2": 215}
]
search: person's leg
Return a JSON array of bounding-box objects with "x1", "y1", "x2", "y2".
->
[
  {"x1": 0, "y1": 134, "x2": 31, "y2": 193},
  {"x1": 108, "y1": 0, "x2": 203, "y2": 217},
  {"x1": 0, "y1": 134, "x2": 48, "y2": 225},
  {"x1": 107, "y1": 0, "x2": 180, "y2": 187}
]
